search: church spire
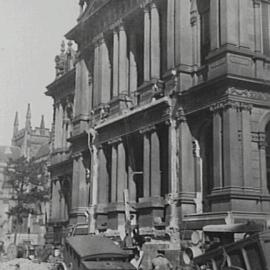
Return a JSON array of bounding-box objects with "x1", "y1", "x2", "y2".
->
[
  {"x1": 25, "y1": 103, "x2": 31, "y2": 130},
  {"x1": 13, "y1": 111, "x2": 19, "y2": 135},
  {"x1": 40, "y1": 115, "x2": 45, "y2": 135}
]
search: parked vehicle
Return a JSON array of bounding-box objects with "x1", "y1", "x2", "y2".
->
[
  {"x1": 56, "y1": 234, "x2": 136, "y2": 270},
  {"x1": 193, "y1": 226, "x2": 270, "y2": 270}
]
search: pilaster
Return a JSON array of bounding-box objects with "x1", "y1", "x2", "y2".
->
[
  {"x1": 144, "y1": 6, "x2": 151, "y2": 81},
  {"x1": 113, "y1": 29, "x2": 119, "y2": 97},
  {"x1": 119, "y1": 24, "x2": 128, "y2": 94},
  {"x1": 150, "y1": 3, "x2": 160, "y2": 79}
]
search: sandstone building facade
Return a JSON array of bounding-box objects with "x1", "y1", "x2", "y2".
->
[{"x1": 46, "y1": 0, "x2": 270, "y2": 263}]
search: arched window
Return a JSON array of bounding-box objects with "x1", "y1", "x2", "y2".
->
[{"x1": 266, "y1": 122, "x2": 270, "y2": 191}]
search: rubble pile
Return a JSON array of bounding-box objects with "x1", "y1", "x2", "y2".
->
[{"x1": 0, "y1": 258, "x2": 51, "y2": 270}]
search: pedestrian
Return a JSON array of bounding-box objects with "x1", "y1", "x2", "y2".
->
[
  {"x1": 15, "y1": 264, "x2": 20, "y2": 270},
  {"x1": 152, "y1": 250, "x2": 173, "y2": 270},
  {"x1": 130, "y1": 249, "x2": 143, "y2": 270}
]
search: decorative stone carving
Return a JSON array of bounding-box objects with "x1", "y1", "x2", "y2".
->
[
  {"x1": 226, "y1": 87, "x2": 270, "y2": 102},
  {"x1": 139, "y1": 125, "x2": 156, "y2": 135},
  {"x1": 210, "y1": 100, "x2": 252, "y2": 113},
  {"x1": 175, "y1": 107, "x2": 186, "y2": 123}
]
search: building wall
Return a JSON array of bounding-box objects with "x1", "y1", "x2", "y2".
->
[{"x1": 48, "y1": 0, "x2": 270, "y2": 261}]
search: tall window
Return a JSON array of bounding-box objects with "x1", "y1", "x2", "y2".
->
[
  {"x1": 198, "y1": 0, "x2": 210, "y2": 64},
  {"x1": 266, "y1": 122, "x2": 270, "y2": 191}
]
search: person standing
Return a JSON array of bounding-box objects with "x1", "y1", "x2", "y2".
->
[{"x1": 152, "y1": 250, "x2": 173, "y2": 270}]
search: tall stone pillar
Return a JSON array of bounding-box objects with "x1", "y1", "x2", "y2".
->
[
  {"x1": 150, "y1": 3, "x2": 160, "y2": 79},
  {"x1": 239, "y1": 0, "x2": 249, "y2": 48},
  {"x1": 117, "y1": 140, "x2": 128, "y2": 202},
  {"x1": 240, "y1": 104, "x2": 253, "y2": 188},
  {"x1": 141, "y1": 130, "x2": 150, "y2": 198},
  {"x1": 51, "y1": 178, "x2": 60, "y2": 221},
  {"x1": 220, "y1": 0, "x2": 239, "y2": 46},
  {"x1": 119, "y1": 24, "x2": 128, "y2": 94},
  {"x1": 93, "y1": 43, "x2": 100, "y2": 107},
  {"x1": 258, "y1": 133, "x2": 267, "y2": 194},
  {"x1": 167, "y1": 0, "x2": 175, "y2": 69},
  {"x1": 253, "y1": 0, "x2": 262, "y2": 53},
  {"x1": 211, "y1": 107, "x2": 223, "y2": 188},
  {"x1": 144, "y1": 7, "x2": 151, "y2": 81},
  {"x1": 150, "y1": 128, "x2": 161, "y2": 197},
  {"x1": 70, "y1": 153, "x2": 89, "y2": 224},
  {"x1": 79, "y1": 60, "x2": 91, "y2": 115},
  {"x1": 222, "y1": 103, "x2": 240, "y2": 187},
  {"x1": 175, "y1": 0, "x2": 193, "y2": 66},
  {"x1": 100, "y1": 38, "x2": 111, "y2": 104},
  {"x1": 190, "y1": 0, "x2": 201, "y2": 70},
  {"x1": 111, "y1": 143, "x2": 118, "y2": 202},
  {"x1": 113, "y1": 29, "x2": 119, "y2": 97},
  {"x1": 98, "y1": 146, "x2": 109, "y2": 204},
  {"x1": 129, "y1": 33, "x2": 138, "y2": 93},
  {"x1": 210, "y1": 0, "x2": 220, "y2": 50}
]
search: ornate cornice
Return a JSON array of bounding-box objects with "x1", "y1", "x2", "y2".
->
[
  {"x1": 210, "y1": 100, "x2": 252, "y2": 113},
  {"x1": 72, "y1": 152, "x2": 83, "y2": 160}
]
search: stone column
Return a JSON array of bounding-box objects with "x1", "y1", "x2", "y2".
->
[
  {"x1": 71, "y1": 155, "x2": 80, "y2": 209},
  {"x1": 100, "y1": 38, "x2": 111, "y2": 103},
  {"x1": 167, "y1": 0, "x2": 175, "y2": 69},
  {"x1": 239, "y1": 0, "x2": 249, "y2": 48},
  {"x1": 220, "y1": 0, "x2": 239, "y2": 46},
  {"x1": 98, "y1": 146, "x2": 109, "y2": 204},
  {"x1": 71, "y1": 153, "x2": 89, "y2": 223},
  {"x1": 144, "y1": 7, "x2": 151, "y2": 81},
  {"x1": 175, "y1": 0, "x2": 193, "y2": 66},
  {"x1": 79, "y1": 60, "x2": 91, "y2": 115},
  {"x1": 113, "y1": 29, "x2": 119, "y2": 97},
  {"x1": 111, "y1": 144, "x2": 118, "y2": 202},
  {"x1": 150, "y1": 3, "x2": 160, "y2": 79},
  {"x1": 253, "y1": 0, "x2": 262, "y2": 53},
  {"x1": 119, "y1": 24, "x2": 128, "y2": 94},
  {"x1": 240, "y1": 104, "x2": 253, "y2": 188},
  {"x1": 117, "y1": 139, "x2": 128, "y2": 202},
  {"x1": 258, "y1": 133, "x2": 267, "y2": 194},
  {"x1": 51, "y1": 178, "x2": 59, "y2": 220},
  {"x1": 211, "y1": 107, "x2": 223, "y2": 188},
  {"x1": 190, "y1": 0, "x2": 201, "y2": 69},
  {"x1": 93, "y1": 43, "x2": 100, "y2": 107},
  {"x1": 150, "y1": 128, "x2": 161, "y2": 197},
  {"x1": 58, "y1": 103, "x2": 64, "y2": 148},
  {"x1": 77, "y1": 154, "x2": 89, "y2": 208},
  {"x1": 54, "y1": 104, "x2": 59, "y2": 149},
  {"x1": 140, "y1": 129, "x2": 151, "y2": 198},
  {"x1": 210, "y1": 0, "x2": 220, "y2": 50},
  {"x1": 129, "y1": 33, "x2": 138, "y2": 93},
  {"x1": 222, "y1": 102, "x2": 240, "y2": 187}
]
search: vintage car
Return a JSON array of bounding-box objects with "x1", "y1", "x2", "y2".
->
[
  {"x1": 56, "y1": 235, "x2": 136, "y2": 270},
  {"x1": 193, "y1": 229, "x2": 270, "y2": 270}
]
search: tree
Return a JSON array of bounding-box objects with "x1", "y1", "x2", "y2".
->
[{"x1": 5, "y1": 156, "x2": 49, "y2": 244}]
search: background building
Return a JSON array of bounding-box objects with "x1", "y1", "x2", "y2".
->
[
  {"x1": 47, "y1": 0, "x2": 270, "y2": 267},
  {"x1": 0, "y1": 106, "x2": 51, "y2": 247}
]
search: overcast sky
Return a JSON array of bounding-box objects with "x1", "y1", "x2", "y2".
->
[{"x1": 0, "y1": 0, "x2": 78, "y2": 145}]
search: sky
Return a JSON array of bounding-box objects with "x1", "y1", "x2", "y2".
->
[{"x1": 0, "y1": 0, "x2": 78, "y2": 145}]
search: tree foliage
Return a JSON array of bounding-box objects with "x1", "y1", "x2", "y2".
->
[{"x1": 5, "y1": 156, "x2": 49, "y2": 224}]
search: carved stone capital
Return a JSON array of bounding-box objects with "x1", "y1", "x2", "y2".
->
[
  {"x1": 175, "y1": 107, "x2": 186, "y2": 123},
  {"x1": 258, "y1": 132, "x2": 266, "y2": 149},
  {"x1": 72, "y1": 152, "x2": 83, "y2": 160},
  {"x1": 253, "y1": 0, "x2": 261, "y2": 7},
  {"x1": 108, "y1": 137, "x2": 123, "y2": 146},
  {"x1": 139, "y1": 125, "x2": 156, "y2": 135}
]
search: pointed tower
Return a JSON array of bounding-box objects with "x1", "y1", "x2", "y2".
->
[
  {"x1": 11, "y1": 111, "x2": 19, "y2": 146},
  {"x1": 40, "y1": 115, "x2": 45, "y2": 135},
  {"x1": 25, "y1": 103, "x2": 31, "y2": 131}
]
